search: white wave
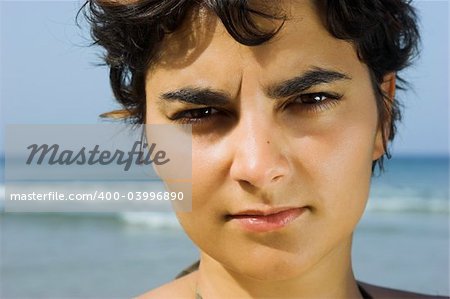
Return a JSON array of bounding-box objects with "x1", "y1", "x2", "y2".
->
[
  {"x1": 366, "y1": 197, "x2": 449, "y2": 213},
  {"x1": 118, "y1": 211, "x2": 181, "y2": 229}
]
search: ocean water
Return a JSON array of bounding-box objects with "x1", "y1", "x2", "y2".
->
[{"x1": 0, "y1": 156, "x2": 449, "y2": 298}]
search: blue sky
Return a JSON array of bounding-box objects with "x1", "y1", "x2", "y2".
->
[{"x1": 0, "y1": 0, "x2": 448, "y2": 156}]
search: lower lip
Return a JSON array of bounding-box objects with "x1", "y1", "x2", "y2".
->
[{"x1": 229, "y1": 208, "x2": 307, "y2": 233}]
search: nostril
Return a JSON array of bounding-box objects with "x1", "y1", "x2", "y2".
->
[{"x1": 271, "y1": 175, "x2": 283, "y2": 183}]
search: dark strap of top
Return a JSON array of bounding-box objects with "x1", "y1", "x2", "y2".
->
[
  {"x1": 358, "y1": 283, "x2": 373, "y2": 299},
  {"x1": 175, "y1": 260, "x2": 200, "y2": 279},
  {"x1": 176, "y1": 260, "x2": 372, "y2": 299}
]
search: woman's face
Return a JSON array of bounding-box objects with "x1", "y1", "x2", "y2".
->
[{"x1": 146, "y1": 1, "x2": 386, "y2": 280}]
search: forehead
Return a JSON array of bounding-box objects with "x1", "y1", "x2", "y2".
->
[{"x1": 146, "y1": 0, "x2": 365, "y2": 94}]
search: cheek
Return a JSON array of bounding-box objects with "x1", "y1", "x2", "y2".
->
[
  {"x1": 175, "y1": 151, "x2": 225, "y2": 249},
  {"x1": 296, "y1": 97, "x2": 378, "y2": 221},
  {"x1": 190, "y1": 140, "x2": 226, "y2": 204}
]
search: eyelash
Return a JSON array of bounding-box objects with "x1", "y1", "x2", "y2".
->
[
  {"x1": 284, "y1": 92, "x2": 343, "y2": 112},
  {"x1": 169, "y1": 107, "x2": 225, "y2": 125},
  {"x1": 169, "y1": 92, "x2": 342, "y2": 125}
]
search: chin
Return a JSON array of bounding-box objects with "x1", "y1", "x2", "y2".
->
[{"x1": 222, "y1": 249, "x2": 313, "y2": 281}]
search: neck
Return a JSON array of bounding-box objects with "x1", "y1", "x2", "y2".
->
[{"x1": 195, "y1": 237, "x2": 363, "y2": 299}]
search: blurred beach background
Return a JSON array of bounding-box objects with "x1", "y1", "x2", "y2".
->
[{"x1": 1, "y1": 1, "x2": 449, "y2": 298}]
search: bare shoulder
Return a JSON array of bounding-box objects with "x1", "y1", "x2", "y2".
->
[
  {"x1": 358, "y1": 281, "x2": 449, "y2": 299},
  {"x1": 135, "y1": 271, "x2": 197, "y2": 299}
]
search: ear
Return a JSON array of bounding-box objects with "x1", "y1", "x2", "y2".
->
[{"x1": 373, "y1": 72, "x2": 396, "y2": 161}]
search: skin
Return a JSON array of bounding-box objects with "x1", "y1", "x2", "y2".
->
[{"x1": 140, "y1": 1, "x2": 399, "y2": 298}]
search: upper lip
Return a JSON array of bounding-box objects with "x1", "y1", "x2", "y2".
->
[{"x1": 229, "y1": 206, "x2": 307, "y2": 217}]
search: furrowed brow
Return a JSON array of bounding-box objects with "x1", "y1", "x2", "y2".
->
[
  {"x1": 266, "y1": 67, "x2": 351, "y2": 99},
  {"x1": 159, "y1": 87, "x2": 231, "y2": 106}
]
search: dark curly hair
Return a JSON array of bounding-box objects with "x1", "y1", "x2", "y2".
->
[{"x1": 79, "y1": 0, "x2": 420, "y2": 174}]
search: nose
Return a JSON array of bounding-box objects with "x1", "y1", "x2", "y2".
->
[{"x1": 229, "y1": 114, "x2": 291, "y2": 190}]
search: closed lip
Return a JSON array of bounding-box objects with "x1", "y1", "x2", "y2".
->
[
  {"x1": 226, "y1": 206, "x2": 308, "y2": 232},
  {"x1": 228, "y1": 206, "x2": 308, "y2": 217}
]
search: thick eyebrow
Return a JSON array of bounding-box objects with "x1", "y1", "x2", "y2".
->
[
  {"x1": 158, "y1": 67, "x2": 351, "y2": 106},
  {"x1": 159, "y1": 88, "x2": 231, "y2": 107},
  {"x1": 266, "y1": 67, "x2": 351, "y2": 99}
]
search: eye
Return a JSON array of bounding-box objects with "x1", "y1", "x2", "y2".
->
[
  {"x1": 295, "y1": 92, "x2": 341, "y2": 104},
  {"x1": 169, "y1": 107, "x2": 221, "y2": 125},
  {"x1": 286, "y1": 92, "x2": 343, "y2": 113}
]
